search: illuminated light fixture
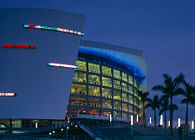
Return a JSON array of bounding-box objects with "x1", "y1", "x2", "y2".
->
[
  {"x1": 192, "y1": 121, "x2": 194, "y2": 130},
  {"x1": 24, "y1": 24, "x2": 85, "y2": 36},
  {"x1": 48, "y1": 62, "x2": 78, "y2": 69},
  {"x1": 2, "y1": 44, "x2": 35, "y2": 49},
  {"x1": 131, "y1": 115, "x2": 133, "y2": 126},
  {"x1": 178, "y1": 118, "x2": 181, "y2": 128},
  {"x1": 168, "y1": 120, "x2": 170, "y2": 127},
  {"x1": 149, "y1": 117, "x2": 152, "y2": 125},
  {"x1": 109, "y1": 114, "x2": 112, "y2": 123},
  {"x1": 136, "y1": 114, "x2": 139, "y2": 123},
  {"x1": 0, "y1": 92, "x2": 16, "y2": 97},
  {"x1": 160, "y1": 115, "x2": 163, "y2": 126}
]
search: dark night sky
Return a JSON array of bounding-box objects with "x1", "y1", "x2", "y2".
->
[{"x1": 1, "y1": 0, "x2": 194, "y2": 123}]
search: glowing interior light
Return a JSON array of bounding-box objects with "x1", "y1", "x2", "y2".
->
[
  {"x1": 24, "y1": 24, "x2": 85, "y2": 36},
  {"x1": 136, "y1": 114, "x2": 139, "y2": 123},
  {"x1": 109, "y1": 114, "x2": 112, "y2": 123},
  {"x1": 2, "y1": 44, "x2": 35, "y2": 49},
  {"x1": 160, "y1": 115, "x2": 163, "y2": 126},
  {"x1": 131, "y1": 115, "x2": 133, "y2": 126},
  {"x1": 168, "y1": 120, "x2": 170, "y2": 127},
  {"x1": 0, "y1": 92, "x2": 16, "y2": 97},
  {"x1": 35, "y1": 122, "x2": 38, "y2": 128},
  {"x1": 149, "y1": 117, "x2": 152, "y2": 125},
  {"x1": 192, "y1": 121, "x2": 194, "y2": 130},
  {"x1": 48, "y1": 62, "x2": 78, "y2": 69},
  {"x1": 178, "y1": 118, "x2": 181, "y2": 128}
]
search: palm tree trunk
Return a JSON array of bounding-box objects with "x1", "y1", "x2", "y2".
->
[
  {"x1": 185, "y1": 102, "x2": 189, "y2": 136},
  {"x1": 170, "y1": 96, "x2": 173, "y2": 135},
  {"x1": 154, "y1": 109, "x2": 157, "y2": 129},
  {"x1": 164, "y1": 111, "x2": 167, "y2": 128},
  {"x1": 143, "y1": 101, "x2": 145, "y2": 127}
]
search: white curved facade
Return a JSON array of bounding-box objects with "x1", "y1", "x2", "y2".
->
[{"x1": 0, "y1": 8, "x2": 85, "y2": 119}]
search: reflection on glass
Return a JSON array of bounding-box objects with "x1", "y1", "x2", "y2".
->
[
  {"x1": 113, "y1": 111, "x2": 121, "y2": 118},
  {"x1": 88, "y1": 63, "x2": 100, "y2": 74},
  {"x1": 88, "y1": 74, "x2": 100, "y2": 85},
  {"x1": 128, "y1": 75, "x2": 133, "y2": 85},
  {"x1": 71, "y1": 84, "x2": 86, "y2": 95},
  {"x1": 102, "y1": 66, "x2": 112, "y2": 77}
]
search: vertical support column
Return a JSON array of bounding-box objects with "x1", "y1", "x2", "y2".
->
[
  {"x1": 111, "y1": 67, "x2": 114, "y2": 122},
  {"x1": 100, "y1": 63, "x2": 102, "y2": 116},
  {"x1": 86, "y1": 61, "x2": 89, "y2": 115},
  {"x1": 120, "y1": 70, "x2": 123, "y2": 118}
]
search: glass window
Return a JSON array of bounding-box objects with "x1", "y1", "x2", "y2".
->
[
  {"x1": 122, "y1": 103, "x2": 128, "y2": 112},
  {"x1": 102, "y1": 76, "x2": 112, "y2": 87},
  {"x1": 113, "y1": 69, "x2": 121, "y2": 79},
  {"x1": 114, "y1": 101, "x2": 121, "y2": 110},
  {"x1": 88, "y1": 108, "x2": 100, "y2": 115},
  {"x1": 88, "y1": 97, "x2": 100, "y2": 108},
  {"x1": 122, "y1": 92, "x2": 128, "y2": 102},
  {"x1": 122, "y1": 72, "x2": 128, "y2": 82},
  {"x1": 88, "y1": 74, "x2": 100, "y2": 85},
  {"x1": 71, "y1": 96, "x2": 87, "y2": 106},
  {"x1": 88, "y1": 86, "x2": 100, "y2": 96},
  {"x1": 122, "y1": 113, "x2": 128, "y2": 121},
  {"x1": 70, "y1": 107, "x2": 87, "y2": 116},
  {"x1": 128, "y1": 95, "x2": 133, "y2": 104},
  {"x1": 71, "y1": 84, "x2": 86, "y2": 95},
  {"x1": 102, "y1": 66, "x2": 112, "y2": 77},
  {"x1": 122, "y1": 82, "x2": 128, "y2": 92},
  {"x1": 113, "y1": 111, "x2": 121, "y2": 118},
  {"x1": 102, "y1": 88, "x2": 112, "y2": 99},
  {"x1": 128, "y1": 75, "x2": 133, "y2": 85},
  {"x1": 102, "y1": 99, "x2": 112, "y2": 109},
  {"x1": 113, "y1": 80, "x2": 121, "y2": 90},
  {"x1": 128, "y1": 105, "x2": 133, "y2": 113},
  {"x1": 88, "y1": 63, "x2": 100, "y2": 74},
  {"x1": 73, "y1": 72, "x2": 86, "y2": 83},
  {"x1": 113, "y1": 90, "x2": 121, "y2": 100},
  {"x1": 128, "y1": 85, "x2": 133, "y2": 94},
  {"x1": 134, "y1": 78, "x2": 138, "y2": 88},
  {"x1": 76, "y1": 60, "x2": 86, "y2": 71}
]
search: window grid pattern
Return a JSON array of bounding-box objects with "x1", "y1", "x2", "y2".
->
[{"x1": 69, "y1": 58, "x2": 142, "y2": 122}]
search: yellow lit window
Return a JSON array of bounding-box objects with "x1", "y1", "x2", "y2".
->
[
  {"x1": 122, "y1": 92, "x2": 128, "y2": 102},
  {"x1": 70, "y1": 96, "x2": 87, "y2": 106},
  {"x1": 88, "y1": 86, "x2": 100, "y2": 96},
  {"x1": 128, "y1": 75, "x2": 133, "y2": 85},
  {"x1": 73, "y1": 72, "x2": 86, "y2": 83},
  {"x1": 102, "y1": 88, "x2": 112, "y2": 99},
  {"x1": 122, "y1": 82, "x2": 128, "y2": 92},
  {"x1": 122, "y1": 103, "x2": 128, "y2": 112},
  {"x1": 102, "y1": 76, "x2": 112, "y2": 87},
  {"x1": 122, "y1": 72, "x2": 128, "y2": 82},
  {"x1": 102, "y1": 66, "x2": 112, "y2": 77},
  {"x1": 113, "y1": 90, "x2": 121, "y2": 100},
  {"x1": 128, "y1": 85, "x2": 133, "y2": 94},
  {"x1": 128, "y1": 95, "x2": 133, "y2": 104},
  {"x1": 71, "y1": 84, "x2": 86, "y2": 95},
  {"x1": 114, "y1": 101, "x2": 121, "y2": 110},
  {"x1": 88, "y1": 63, "x2": 100, "y2": 74},
  {"x1": 102, "y1": 99, "x2": 112, "y2": 109},
  {"x1": 88, "y1": 98, "x2": 101, "y2": 108},
  {"x1": 128, "y1": 105, "x2": 133, "y2": 113},
  {"x1": 113, "y1": 80, "x2": 121, "y2": 90},
  {"x1": 76, "y1": 60, "x2": 86, "y2": 71},
  {"x1": 88, "y1": 74, "x2": 100, "y2": 85},
  {"x1": 134, "y1": 78, "x2": 138, "y2": 88},
  {"x1": 113, "y1": 69, "x2": 121, "y2": 79}
]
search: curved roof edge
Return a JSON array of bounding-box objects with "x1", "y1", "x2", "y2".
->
[{"x1": 79, "y1": 40, "x2": 147, "y2": 83}]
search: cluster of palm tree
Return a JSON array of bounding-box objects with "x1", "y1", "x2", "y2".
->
[{"x1": 138, "y1": 73, "x2": 195, "y2": 136}]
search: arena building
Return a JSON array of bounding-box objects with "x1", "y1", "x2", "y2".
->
[{"x1": 0, "y1": 8, "x2": 147, "y2": 134}]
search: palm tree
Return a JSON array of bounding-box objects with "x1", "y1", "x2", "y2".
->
[
  {"x1": 146, "y1": 95, "x2": 160, "y2": 129},
  {"x1": 159, "y1": 96, "x2": 169, "y2": 128},
  {"x1": 138, "y1": 91, "x2": 149, "y2": 127},
  {"x1": 152, "y1": 73, "x2": 184, "y2": 135},
  {"x1": 180, "y1": 81, "x2": 195, "y2": 135}
]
